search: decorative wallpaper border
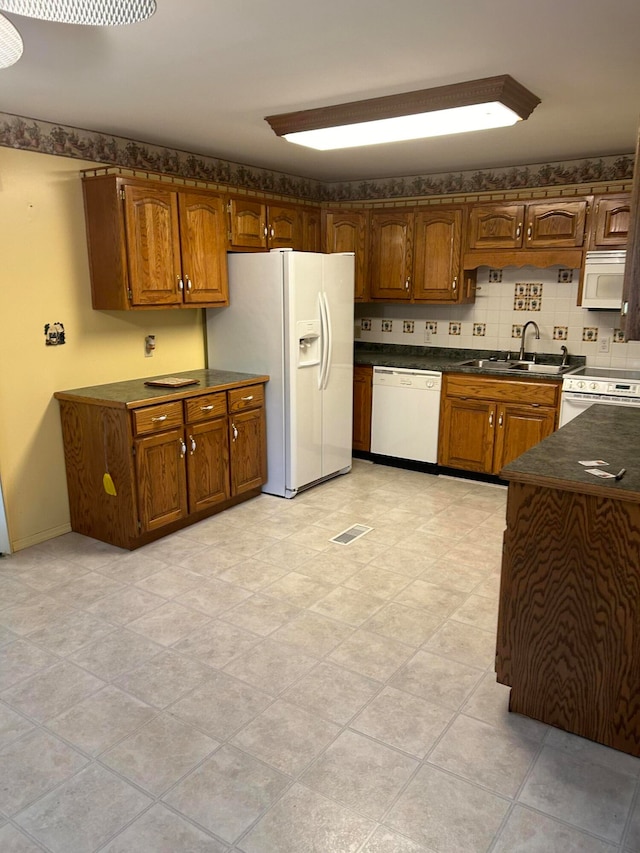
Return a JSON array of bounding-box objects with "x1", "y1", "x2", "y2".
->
[{"x1": 0, "y1": 111, "x2": 634, "y2": 202}]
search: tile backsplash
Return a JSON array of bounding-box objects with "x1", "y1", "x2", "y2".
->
[{"x1": 355, "y1": 266, "x2": 640, "y2": 369}]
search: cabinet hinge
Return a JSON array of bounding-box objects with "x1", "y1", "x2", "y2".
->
[
  {"x1": 127, "y1": 288, "x2": 133, "y2": 301},
  {"x1": 226, "y1": 200, "x2": 232, "y2": 213},
  {"x1": 120, "y1": 188, "x2": 125, "y2": 201},
  {"x1": 137, "y1": 520, "x2": 142, "y2": 531},
  {"x1": 132, "y1": 444, "x2": 136, "y2": 456},
  {"x1": 227, "y1": 231, "x2": 233, "y2": 242}
]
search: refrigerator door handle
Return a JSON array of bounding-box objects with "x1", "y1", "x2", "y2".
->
[
  {"x1": 318, "y1": 293, "x2": 328, "y2": 390},
  {"x1": 322, "y1": 292, "x2": 333, "y2": 390}
]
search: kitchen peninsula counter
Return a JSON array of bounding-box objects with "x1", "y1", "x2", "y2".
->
[
  {"x1": 54, "y1": 368, "x2": 269, "y2": 408},
  {"x1": 496, "y1": 404, "x2": 640, "y2": 756}
]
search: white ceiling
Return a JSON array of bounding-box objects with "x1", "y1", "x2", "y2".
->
[{"x1": 2, "y1": 0, "x2": 640, "y2": 183}]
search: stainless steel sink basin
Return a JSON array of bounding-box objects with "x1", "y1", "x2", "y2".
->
[
  {"x1": 458, "y1": 359, "x2": 512, "y2": 369},
  {"x1": 509, "y1": 362, "x2": 569, "y2": 374}
]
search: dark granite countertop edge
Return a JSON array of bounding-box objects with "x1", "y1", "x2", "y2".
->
[{"x1": 54, "y1": 368, "x2": 270, "y2": 408}]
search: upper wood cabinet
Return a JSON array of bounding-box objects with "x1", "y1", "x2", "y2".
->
[
  {"x1": 468, "y1": 199, "x2": 588, "y2": 250},
  {"x1": 369, "y1": 207, "x2": 475, "y2": 303},
  {"x1": 83, "y1": 175, "x2": 229, "y2": 310},
  {"x1": 589, "y1": 194, "x2": 631, "y2": 248},
  {"x1": 227, "y1": 198, "x2": 303, "y2": 250},
  {"x1": 324, "y1": 209, "x2": 369, "y2": 301},
  {"x1": 302, "y1": 208, "x2": 322, "y2": 252}
]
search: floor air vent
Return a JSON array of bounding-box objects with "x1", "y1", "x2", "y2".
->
[{"x1": 330, "y1": 524, "x2": 373, "y2": 545}]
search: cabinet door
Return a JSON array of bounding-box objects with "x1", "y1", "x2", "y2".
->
[
  {"x1": 369, "y1": 211, "x2": 412, "y2": 300},
  {"x1": 179, "y1": 192, "x2": 229, "y2": 305},
  {"x1": 186, "y1": 418, "x2": 230, "y2": 512},
  {"x1": 268, "y1": 204, "x2": 303, "y2": 249},
  {"x1": 413, "y1": 208, "x2": 463, "y2": 302},
  {"x1": 124, "y1": 185, "x2": 182, "y2": 305},
  {"x1": 135, "y1": 428, "x2": 188, "y2": 531},
  {"x1": 302, "y1": 209, "x2": 322, "y2": 252},
  {"x1": 591, "y1": 195, "x2": 631, "y2": 248},
  {"x1": 228, "y1": 198, "x2": 267, "y2": 248},
  {"x1": 525, "y1": 201, "x2": 587, "y2": 248},
  {"x1": 325, "y1": 210, "x2": 369, "y2": 301},
  {"x1": 229, "y1": 408, "x2": 267, "y2": 496},
  {"x1": 493, "y1": 404, "x2": 556, "y2": 472},
  {"x1": 439, "y1": 397, "x2": 495, "y2": 473},
  {"x1": 467, "y1": 204, "x2": 525, "y2": 249},
  {"x1": 352, "y1": 365, "x2": 372, "y2": 451}
]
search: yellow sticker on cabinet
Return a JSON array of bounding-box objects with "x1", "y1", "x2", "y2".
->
[{"x1": 103, "y1": 473, "x2": 117, "y2": 496}]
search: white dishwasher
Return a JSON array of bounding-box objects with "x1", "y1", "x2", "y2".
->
[{"x1": 370, "y1": 366, "x2": 442, "y2": 463}]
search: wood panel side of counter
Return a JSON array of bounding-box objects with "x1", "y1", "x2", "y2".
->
[
  {"x1": 59, "y1": 401, "x2": 139, "y2": 549},
  {"x1": 496, "y1": 481, "x2": 640, "y2": 756}
]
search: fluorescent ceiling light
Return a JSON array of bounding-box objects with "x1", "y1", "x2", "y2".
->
[
  {"x1": 0, "y1": 12, "x2": 22, "y2": 67},
  {"x1": 0, "y1": 0, "x2": 156, "y2": 25},
  {"x1": 266, "y1": 75, "x2": 541, "y2": 151}
]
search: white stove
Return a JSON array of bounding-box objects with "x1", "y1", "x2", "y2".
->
[{"x1": 560, "y1": 366, "x2": 640, "y2": 426}]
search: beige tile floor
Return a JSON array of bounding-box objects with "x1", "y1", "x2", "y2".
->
[{"x1": 1, "y1": 459, "x2": 640, "y2": 852}]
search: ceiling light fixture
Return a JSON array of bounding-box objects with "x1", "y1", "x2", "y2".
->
[
  {"x1": 265, "y1": 75, "x2": 541, "y2": 151},
  {"x1": 0, "y1": 0, "x2": 156, "y2": 68},
  {"x1": 0, "y1": 0, "x2": 156, "y2": 26},
  {"x1": 0, "y1": 13, "x2": 22, "y2": 67}
]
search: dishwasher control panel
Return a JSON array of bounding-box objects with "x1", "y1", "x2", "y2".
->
[{"x1": 372, "y1": 366, "x2": 442, "y2": 391}]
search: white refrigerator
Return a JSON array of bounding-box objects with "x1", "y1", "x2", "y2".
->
[{"x1": 206, "y1": 250, "x2": 355, "y2": 498}]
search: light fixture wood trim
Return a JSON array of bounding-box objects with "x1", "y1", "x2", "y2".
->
[{"x1": 265, "y1": 75, "x2": 541, "y2": 136}]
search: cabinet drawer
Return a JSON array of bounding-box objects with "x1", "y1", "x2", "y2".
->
[
  {"x1": 444, "y1": 374, "x2": 559, "y2": 407},
  {"x1": 185, "y1": 392, "x2": 227, "y2": 423},
  {"x1": 228, "y1": 384, "x2": 264, "y2": 413},
  {"x1": 132, "y1": 401, "x2": 184, "y2": 435}
]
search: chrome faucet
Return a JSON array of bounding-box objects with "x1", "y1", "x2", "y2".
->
[{"x1": 518, "y1": 320, "x2": 540, "y2": 361}]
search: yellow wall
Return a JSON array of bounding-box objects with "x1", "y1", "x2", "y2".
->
[{"x1": 0, "y1": 148, "x2": 207, "y2": 551}]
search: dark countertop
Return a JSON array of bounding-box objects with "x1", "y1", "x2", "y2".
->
[
  {"x1": 354, "y1": 342, "x2": 585, "y2": 379},
  {"x1": 501, "y1": 404, "x2": 640, "y2": 501},
  {"x1": 54, "y1": 369, "x2": 270, "y2": 409}
]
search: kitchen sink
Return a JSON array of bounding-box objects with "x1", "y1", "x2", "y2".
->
[{"x1": 459, "y1": 358, "x2": 577, "y2": 375}]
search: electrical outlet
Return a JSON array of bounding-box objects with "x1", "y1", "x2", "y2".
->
[
  {"x1": 598, "y1": 335, "x2": 610, "y2": 353},
  {"x1": 145, "y1": 334, "x2": 156, "y2": 357},
  {"x1": 424, "y1": 329, "x2": 432, "y2": 343}
]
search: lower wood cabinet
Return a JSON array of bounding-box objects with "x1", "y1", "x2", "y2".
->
[
  {"x1": 438, "y1": 374, "x2": 559, "y2": 475},
  {"x1": 56, "y1": 378, "x2": 267, "y2": 549},
  {"x1": 352, "y1": 365, "x2": 373, "y2": 452}
]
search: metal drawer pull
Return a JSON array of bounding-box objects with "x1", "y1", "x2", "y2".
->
[
  {"x1": 498, "y1": 413, "x2": 503, "y2": 426},
  {"x1": 241, "y1": 395, "x2": 254, "y2": 401},
  {"x1": 179, "y1": 438, "x2": 186, "y2": 458},
  {"x1": 185, "y1": 276, "x2": 192, "y2": 291},
  {"x1": 527, "y1": 225, "x2": 532, "y2": 239},
  {"x1": 151, "y1": 414, "x2": 168, "y2": 422},
  {"x1": 516, "y1": 223, "x2": 522, "y2": 238},
  {"x1": 189, "y1": 435, "x2": 196, "y2": 455},
  {"x1": 489, "y1": 412, "x2": 494, "y2": 426},
  {"x1": 232, "y1": 423, "x2": 238, "y2": 441},
  {"x1": 200, "y1": 405, "x2": 214, "y2": 411},
  {"x1": 177, "y1": 276, "x2": 184, "y2": 291},
  {"x1": 452, "y1": 277, "x2": 457, "y2": 291}
]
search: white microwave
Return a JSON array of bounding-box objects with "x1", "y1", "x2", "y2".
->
[{"x1": 581, "y1": 250, "x2": 625, "y2": 309}]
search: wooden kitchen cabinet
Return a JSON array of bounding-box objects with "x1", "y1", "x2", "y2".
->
[
  {"x1": 468, "y1": 199, "x2": 588, "y2": 250},
  {"x1": 463, "y1": 198, "x2": 588, "y2": 270},
  {"x1": 227, "y1": 197, "x2": 303, "y2": 249},
  {"x1": 302, "y1": 208, "x2": 322, "y2": 251},
  {"x1": 412, "y1": 207, "x2": 475, "y2": 303},
  {"x1": 589, "y1": 193, "x2": 631, "y2": 248},
  {"x1": 324, "y1": 209, "x2": 369, "y2": 301},
  {"x1": 82, "y1": 174, "x2": 229, "y2": 310},
  {"x1": 54, "y1": 371, "x2": 268, "y2": 549},
  {"x1": 352, "y1": 364, "x2": 373, "y2": 452},
  {"x1": 438, "y1": 373, "x2": 558, "y2": 475},
  {"x1": 369, "y1": 207, "x2": 475, "y2": 303}
]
